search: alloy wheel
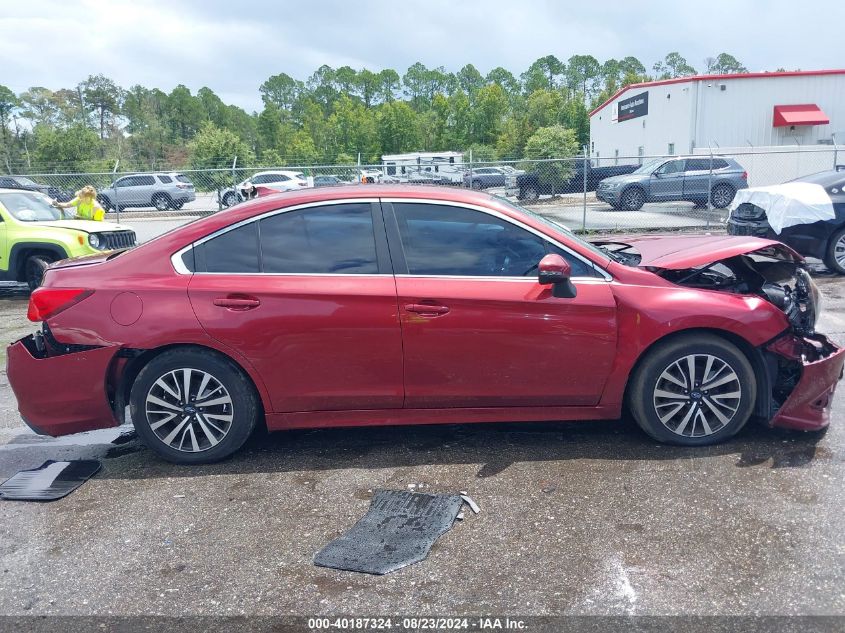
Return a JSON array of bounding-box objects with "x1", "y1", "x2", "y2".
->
[
  {"x1": 622, "y1": 188, "x2": 643, "y2": 210},
  {"x1": 835, "y1": 234, "x2": 845, "y2": 269},
  {"x1": 154, "y1": 196, "x2": 169, "y2": 211},
  {"x1": 145, "y1": 368, "x2": 234, "y2": 453},
  {"x1": 712, "y1": 185, "x2": 733, "y2": 208},
  {"x1": 652, "y1": 354, "x2": 741, "y2": 438}
]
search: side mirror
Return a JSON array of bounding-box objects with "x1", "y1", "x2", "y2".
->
[{"x1": 537, "y1": 254, "x2": 577, "y2": 298}]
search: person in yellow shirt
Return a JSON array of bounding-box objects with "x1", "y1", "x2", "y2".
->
[{"x1": 53, "y1": 185, "x2": 106, "y2": 221}]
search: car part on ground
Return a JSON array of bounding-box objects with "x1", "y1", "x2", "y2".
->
[
  {"x1": 314, "y1": 489, "x2": 466, "y2": 574},
  {"x1": 6, "y1": 186, "x2": 843, "y2": 464},
  {"x1": 0, "y1": 460, "x2": 101, "y2": 501}
]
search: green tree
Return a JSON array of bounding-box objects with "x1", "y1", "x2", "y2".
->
[
  {"x1": 355, "y1": 69, "x2": 380, "y2": 107},
  {"x1": 654, "y1": 52, "x2": 696, "y2": 79},
  {"x1": 376, "y1": 100, "x2": 420, "y2": 154},
  {"x1": 259, "y1": 73, "x2": 302, "y2": 111},
  {"x1": 18, "y1": 87, "x2": 58, "y2": 128},
  {"x1": 486, "y1": 67, "x2": 520, "y2": 97},
  {"x1": 526, "y1": 89, "x2": 563, "y2": 129},
  {"x1": 188, "y1": 122, "x2": 254, "y2": 170},
  {"x1": 288, "y1": 131, "x2": 320, "y2": 164},
  {"x1": 0, "y1": 85, "x2": 19, "y2": 148},
  {"x1": 457, "y1": 64, "x2": 484, "y2": 96},
  {"x1": 377, "y1": 69, "x2": 401, "y2": 103},
  {"x1": 711, "y1": 53, "x2": 747, "y2": 74},
  {"x1": 79, "y1": 74, "x2": 122, "y2": 139},
  {"x1": 197, "y1": 87, "x2": 229, "y2": 128},
  {"x1": 166, "y1": 85, "x2": 204, "y2": 142},
  {"x1": 566, "y1": 55, "x2": 601, "y2": 96},
  {"x1": 522, "y1": 55, "x2": 566, "y2": 92},
  {"x1": 520, "y1": 125, "x2": 578, "y2": 191},
  {"x1": 32, "y1": 123, "x2": 101, "y2": 171}
]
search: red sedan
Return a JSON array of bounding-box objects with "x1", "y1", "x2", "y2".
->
[{"x1": 7, "y1": 186, "x2": 844, "y2": 464}]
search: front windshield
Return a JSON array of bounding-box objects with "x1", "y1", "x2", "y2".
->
[
  {"x1": 496, "y1": 197, "x2": 613, "y2": 263},
  {"x1": 0, "y1": 191, "x2": 61, "y2": 222},
  {"x1": 632, "y1": 158, "x2": 664, "y2": 174}
]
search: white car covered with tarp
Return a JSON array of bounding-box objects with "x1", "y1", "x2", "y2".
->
[{"x1": 727, "y1": 169, "x2": 845, "y2": 274}]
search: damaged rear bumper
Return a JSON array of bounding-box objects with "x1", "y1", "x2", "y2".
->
[
  {"x1": 6, "y1": 335, "x2": 120, "y2": 437},
  {"x1": 767, "y1": 334, "x2": 845, "y2": 431}
]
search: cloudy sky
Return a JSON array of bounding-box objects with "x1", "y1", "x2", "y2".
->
[{"x1": 1, "y1": 0, "x2": 842, "y2": 112}]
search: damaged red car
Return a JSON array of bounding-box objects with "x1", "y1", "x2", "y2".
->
[{"x1": 7, "y1": 186, "x2": 844, "y2": 464}]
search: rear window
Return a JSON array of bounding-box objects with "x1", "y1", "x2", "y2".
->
[{"x1": 158, "y1": 175, "x2": 172, "y2": 183}]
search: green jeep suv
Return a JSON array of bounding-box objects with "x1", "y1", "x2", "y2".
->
[{"x1": 0, "y1": 189, "x2": 137, "y2": 289}]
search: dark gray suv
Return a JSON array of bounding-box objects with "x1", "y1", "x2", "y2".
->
[{"x1": 596, "y1": 157, "x2": 748, "y2": 211}]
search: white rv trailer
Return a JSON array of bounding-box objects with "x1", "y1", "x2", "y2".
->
[{"x1": 381, "y1": 151, "x2": 465, "y2": 183}]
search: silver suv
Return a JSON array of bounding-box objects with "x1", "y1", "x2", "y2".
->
[{"x1": 98, "y1": 173, "x2": 196, "y2": 212}]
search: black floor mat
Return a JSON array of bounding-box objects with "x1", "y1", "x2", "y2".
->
[
  {"x1": 314, "y1": 489, "x2": 464, "y2": 575},
  {"x1": 0, "y1": 460, "x2": 101, "y2": 501}
]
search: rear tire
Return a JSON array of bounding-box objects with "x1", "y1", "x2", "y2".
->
[
  {"x1": 628, "y1": 334, "x2": 756, "y2": 446},
  {"x1": 129, "y1": 349, "x2": 259, "y2": 464},
  {"x1": 152, "y1": 193, "x2": 171, "y2": 212},
  {"x1": 520, "y1": 185, "x2": 539, "y2": 202},
  {"x1": 710, "y1": 184, "x2": 735, "y2": 209},
  {"x1": 25, "y1": 255, "x2": 53, "y2": 290},
  {"x1": 823, "y1": 227, "x2": 845, "y2": 275}
]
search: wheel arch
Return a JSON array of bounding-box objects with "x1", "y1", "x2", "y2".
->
[
  {"x1": 8, "y1": 242, "x2": 70, "y2": 282},
  {"x1": 622, "y1": 326, "x2": 773, "y2": 420},
  {"x1": 112, "y1": 342, "x2": 268, "y2": 429}
]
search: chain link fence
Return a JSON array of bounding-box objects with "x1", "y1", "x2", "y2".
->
[{"x1": 3, "y1": 146, "x2": 841, "y2": 242}]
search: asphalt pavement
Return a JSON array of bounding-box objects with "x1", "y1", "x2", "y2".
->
[{"x1": 0, "y1": 268, "x2": 843, "y2": 620}]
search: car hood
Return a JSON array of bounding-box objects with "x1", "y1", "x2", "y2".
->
[
  {"x1": 30, "y1": 220, "x2": 131, "y2": 233},
  {"x1": 600, "y1": 173, "x2": 644, "y2": 185},
  {"x1": 593, "y1": 234, "x2": 802, "y2": 269}
]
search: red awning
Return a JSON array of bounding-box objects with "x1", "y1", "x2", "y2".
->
[{"x1": 773, "y1": 104, "x2": 830, "y2": 127}]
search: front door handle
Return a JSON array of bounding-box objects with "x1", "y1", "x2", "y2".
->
[
  {"x1": 405, "y1": 303, "x2": 450, "y2": 316},
  {"x1": 213, "y1": 295, "x2": 260, "y2": 310}
]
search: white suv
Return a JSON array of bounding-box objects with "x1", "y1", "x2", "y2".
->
[{"x1": 221, "y1": 171, "x2": 310, "y2": 207}]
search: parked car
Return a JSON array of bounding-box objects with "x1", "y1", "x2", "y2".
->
[
  {"x1": 98, "y1": 173, "x2": 196, "y2": 212},
  {"x1": 517, "y1": 161, "x2": 638, "y2": 201},
  {"x1": 727, "y1": 170, "x2": 845, "y2": 274},
  {"x1": 8, "y1": 185, "x2": 842, "y2": 464},
  {"x1": 0, "y1": 175, "x2": 73, "y2": 202},
  {"x1": 219, "y1": 171, "x2": 309, "y2": 207},
  {"x1": 313, "y1": 175, "x2": 349, "y2": 187},
  {"x1": 464, "y1": 166, "x2": 514, "y2": 189},
  {"x1": 0, "y1": 189, "x2": 136, "y2": 289},
  {"x1": 596, "y1": 157, "x2": 747, "y2": 211}
]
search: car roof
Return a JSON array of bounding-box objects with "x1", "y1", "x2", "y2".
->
[
  {"x1": 789, "y1": 170, "x2": 845, "y2": 186},
  {"x1": 253, "y1": 170, "x2": 303, "y2": 176}
]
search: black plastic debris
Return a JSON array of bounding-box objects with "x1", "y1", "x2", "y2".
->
[
  {"x1": 314, "y1": 489, "x2": 465, "y2": 575},
  {"x1": 0, "y1": 460, "x2": 101, "y2": 501}
]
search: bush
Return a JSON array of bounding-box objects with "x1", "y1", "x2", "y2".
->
[{"x1": 519, "y1": 125, "x2": 578, "y2": 193}]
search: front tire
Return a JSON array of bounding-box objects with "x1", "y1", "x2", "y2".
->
[
  {"x1": 628, "y1": 334, "x2": 756, "y2": 446},
  {"x1": 25, "y1": 255, "x2": 53, "y2": 290},
  {"x1": 620, "y1": 187, "x2": 645, "y2": 211},
  {"x1": 129, "y1": 349, "x2": 259, "y2": 464},
  {"x1": 520, "y1": 185, "x2": 539, "y2": 202},
  {"x1": 222, "y1": 191, "x2": 238, "y2": 208},
  {"x1": 824, "y1": 227, "x2": 845, "y2": 275}
]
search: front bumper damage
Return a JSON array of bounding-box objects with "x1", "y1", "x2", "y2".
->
[
  {"x1": 6, "y1": 334, "x2": 120, "y2": 436},
  {"x1": 766, "y1": 333, "x2": 845, "y2": 431}
]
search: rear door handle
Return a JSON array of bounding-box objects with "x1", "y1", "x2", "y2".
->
[
  {"x1": 213, "y1": 296, "x2": 260, "y2": 310},
  {"x1": 405, "y1": 303, "x2": 450, "y2": 316}
]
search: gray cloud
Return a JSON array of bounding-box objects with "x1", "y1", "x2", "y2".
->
[{"x1": 1, "y1": 0, "x2": 842, "y2": 112}]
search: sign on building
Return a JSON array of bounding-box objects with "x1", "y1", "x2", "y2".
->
[{"x1": 617, "y1": 91, "x2": 649, "y2": 122}]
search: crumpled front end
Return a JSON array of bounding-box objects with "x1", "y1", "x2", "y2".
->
[
  {"x1": 6, "y1": 334, "x2": 120, "y2": 436},
  {"x1": 766, "y1": 333, "x2": 845, "y2": 431}
]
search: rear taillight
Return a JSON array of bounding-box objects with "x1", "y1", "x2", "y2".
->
[
  {"x1": 27, "y1": 288, "x2": 93, "y2": 322},
  {"x1": 742, "y1": 171, "x2": 748, "y2": 181},
  {"x1": 176, "y1": 183, "x2": 188, "y2": 189}
]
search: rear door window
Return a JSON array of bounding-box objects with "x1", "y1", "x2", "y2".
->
[
  {"x1": 260, "y1": 203, "x2": 378, "y2": 274},
  {"x1": 200, "y1": 222, "x2": 260, "y2": 273},
  {"x1": 158, "y1": 175, "x2": 173, "y2": 183}
]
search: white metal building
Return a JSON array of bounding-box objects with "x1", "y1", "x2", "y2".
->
[
  {"x1": 381, "y1": 151, "x2": 464, "y2": 182},
  {"x1": 589, "y1": 70, "x2": 845, "y2": 162}
]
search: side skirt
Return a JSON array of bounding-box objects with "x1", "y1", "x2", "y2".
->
[{"x1": 265, "y1": 404, "x2": 623, "y2": 432}]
